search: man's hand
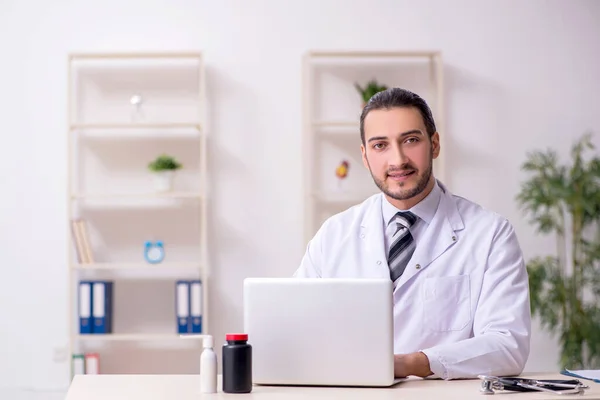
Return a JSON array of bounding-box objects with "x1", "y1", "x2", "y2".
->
[{"x1": 394, "y1": 352, "x2": 433, "y2": 378}]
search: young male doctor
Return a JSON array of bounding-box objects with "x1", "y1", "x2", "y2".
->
[{"x1": 294, "y1": 88, "x2": 531, "y2": 380}]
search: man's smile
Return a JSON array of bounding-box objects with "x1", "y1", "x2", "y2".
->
[{"x1": 387, "y1": 170, "x2": 416, "y2": 181}]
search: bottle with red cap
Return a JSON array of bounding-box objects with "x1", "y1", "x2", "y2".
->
[{"x1": 222, "y1": 333, "x2": 252, "y2": 393}]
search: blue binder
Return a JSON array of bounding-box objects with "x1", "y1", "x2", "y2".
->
[
  {"x1": 92, "y1": 281, "x2": 113, "y2": 334},
  {"x1": 190, "y1": 280, "x2": 202, "y2": 333},
  {"x1": 175, "y1": 280, "x2": 190, "y2": 334},
  {"x1": 78, "y1": 281, "x2": 93, "y2": 334}
]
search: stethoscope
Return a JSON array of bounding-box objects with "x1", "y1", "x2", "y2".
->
[{"x1": 478, "y1": 375, "x2": 590, "y2": 395}]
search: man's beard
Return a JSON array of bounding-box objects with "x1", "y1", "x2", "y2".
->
[{"x1": 369, "y1": 158, "x2": 433, "y2": 202}]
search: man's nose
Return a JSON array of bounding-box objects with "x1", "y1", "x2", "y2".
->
[{"x1": 390, "y1": 145, "x2": 408, "y2": 166}]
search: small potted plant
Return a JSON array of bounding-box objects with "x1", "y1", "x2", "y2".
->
[
  {"x1": 148, "y1": 154, "x2": 182, "y2": 192},
  {"x1": 354, "y1": 79, "x2": 388, "y2": 108}
]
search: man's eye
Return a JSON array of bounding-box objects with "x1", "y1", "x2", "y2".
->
[
  {"x1": 373, "y1": 143, "x2": 386, "y2": 149},
  {"x1": 405, "y1": 137, "x2": 419, "y2": 144}
]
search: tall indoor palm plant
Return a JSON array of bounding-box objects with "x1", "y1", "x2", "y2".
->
[{"x1": 516, "y1": 133, "x2": 600, "y2": 369}]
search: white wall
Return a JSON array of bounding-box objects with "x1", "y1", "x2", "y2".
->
[{"x1": 1, "y1": 0, "x2": 599, "y2": 392}]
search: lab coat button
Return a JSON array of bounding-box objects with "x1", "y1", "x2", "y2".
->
[
  {"x1": 360, "y1": 234, "x2": 365, "y2": 238},
  {"x1": 452, "y1": 235, "x2": 457, "y2": 241},
  {"x1": 377, "y1": 261, "x2": 381, "y2": 265},
  {"x1": 415, "y1": 264, "x2": 421, "y2": 269}
]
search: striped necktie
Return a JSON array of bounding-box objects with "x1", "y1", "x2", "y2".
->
[{"x1": 387, "y1": 211, "x2": 418, "y2": 282}]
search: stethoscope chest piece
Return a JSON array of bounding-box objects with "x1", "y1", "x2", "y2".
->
[{"x1": 478, "y1": 375, "x2": 500, "y2": 395}]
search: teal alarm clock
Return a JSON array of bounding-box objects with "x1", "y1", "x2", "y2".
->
[{"x1": 144, "y1": 241, "x2": 165, "y2": 264}]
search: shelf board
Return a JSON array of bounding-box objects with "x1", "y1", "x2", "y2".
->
[
  {"x1": 70, "y1": 52, "x2": 202, "y2": 60},
  {"x1": 70, "y1": 123, "x2": 201, "y2": 130},
  {"x1": 307, "y1": 50, "x2": 440, "y2": 59},
  {"x1": 71, "y1": 192, "x2": 203, "y2": 199},
  {"x1": 72, "y1": 262, "x2": 200, "y2": 270},
  {"x1": 77, "y1": 129, "x2": 201, "y2": 140},
  {"x1": 71, "y1": 262, "x2": 203, "y2": 281},
  {"x1": 76, "y1": 333, "x2": 193, "y2": 342},
  {"x1": 312, "y1": 121, "x2": 358, "y2": 128}
]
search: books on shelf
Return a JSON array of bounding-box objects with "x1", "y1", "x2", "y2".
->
[
  {"x1": 176, "y1": 280, "x2": 203, "y2": 334},
  {"x1": 71, "y1": 219, "x2": 94, "y2": 264},
  {"x1": 72, "y1": 353, "x2": 100, "y2": 377},
  {"x1": 79, "y1": 280, "x2": 114, "y2": 334}
]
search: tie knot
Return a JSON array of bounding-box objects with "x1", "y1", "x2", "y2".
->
[{"x1": 393, "y1": 211, "x2": 417, "y2": 228}]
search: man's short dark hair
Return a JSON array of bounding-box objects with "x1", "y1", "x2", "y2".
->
[{"x1": 359, "y1": 87, "x2": 437, "y2": 145}]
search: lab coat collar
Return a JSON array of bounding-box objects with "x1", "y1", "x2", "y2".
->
[{"x1": 437, "y1": 179, "x2": 465, "y2": 232}]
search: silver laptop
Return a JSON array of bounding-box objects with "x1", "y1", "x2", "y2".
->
[{"x1": 243, "y1": 277, "x2": 403, "y2": 387}]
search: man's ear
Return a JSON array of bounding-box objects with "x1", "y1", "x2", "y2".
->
[
  {"x1": 361, "y1": 144, "x2": 369, "y2": 169},
  {"x1": 431, "y1": 132, "x2": 440, "y2": 159}
]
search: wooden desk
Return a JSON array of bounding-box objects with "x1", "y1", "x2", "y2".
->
[{"x1": 65, "y1": 373, "x2": 600, "y2": 399}]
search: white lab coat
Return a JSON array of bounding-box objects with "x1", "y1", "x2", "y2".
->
[{"x1": 294, "y1": 180, "x2": 531, "y2": 380}]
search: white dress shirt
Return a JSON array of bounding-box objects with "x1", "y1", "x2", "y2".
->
[{"x1": 382, "y1": 181, "x2": 442, "y2": 256}]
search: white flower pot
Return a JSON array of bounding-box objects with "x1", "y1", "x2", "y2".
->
[{"x1": 153, "y1": 170, "x2": 175, "y2": 192}]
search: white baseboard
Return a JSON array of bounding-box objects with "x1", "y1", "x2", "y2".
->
[{"x1": 0, "y1": 387, "x2": 67, "y2": 400}]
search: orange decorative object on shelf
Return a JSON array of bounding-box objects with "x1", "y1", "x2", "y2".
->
[{"x1": 335, "y1": 160, "x2": 350, "y2": 179}]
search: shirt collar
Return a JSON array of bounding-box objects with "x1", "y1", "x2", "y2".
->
[{"x1": 382, "y1": 180, "x2": 442, "y2": 226}]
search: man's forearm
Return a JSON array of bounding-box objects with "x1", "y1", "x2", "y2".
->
[
  {"x1": 394, "y1": 351, "x2": 433, "y2": 378},
  {"x1": 419, "y1": 331, "x2": 529, "y2": 380}
]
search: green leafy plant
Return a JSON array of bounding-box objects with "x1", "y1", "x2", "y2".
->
[
  {"x1": 354, "y1": 79, "x2": 388, "y2": 104},
  {"x1": 516, "y1": 132, "x2": 600, "y2": 369},
  {"x1": 148, "y1": 154, "x2": 182, "y2": 172}
]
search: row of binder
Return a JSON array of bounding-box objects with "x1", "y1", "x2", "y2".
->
[
  {"x1": 78, "y1": 280, "x2": 203, "y2": 334},
  {"x1": 79, "y1": 280, "x2": 114, "y2": 334},
  {"x1": 177, "y1": 280, "x2": 203, "y2": 334}
]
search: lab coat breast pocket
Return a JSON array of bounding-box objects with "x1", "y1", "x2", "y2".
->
[{"x1": 422, "y1": 275, "x2": 471, "y2": 332}]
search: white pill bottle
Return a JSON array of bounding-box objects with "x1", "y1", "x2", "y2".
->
[{"x1": 200, "y1": 335, "x2": 218, "y2": 393}]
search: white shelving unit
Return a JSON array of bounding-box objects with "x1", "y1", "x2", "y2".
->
[
  {"x1": 302, "y1": 50, "x2": 445, "y2": 244},
  {"x1": 66, "y1": 52, "x2": 209, "y2": 376}
]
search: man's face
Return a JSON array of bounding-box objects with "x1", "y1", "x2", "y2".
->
[{"x1": 360, "y1": 107, "x2": 440, "y2": 204}]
